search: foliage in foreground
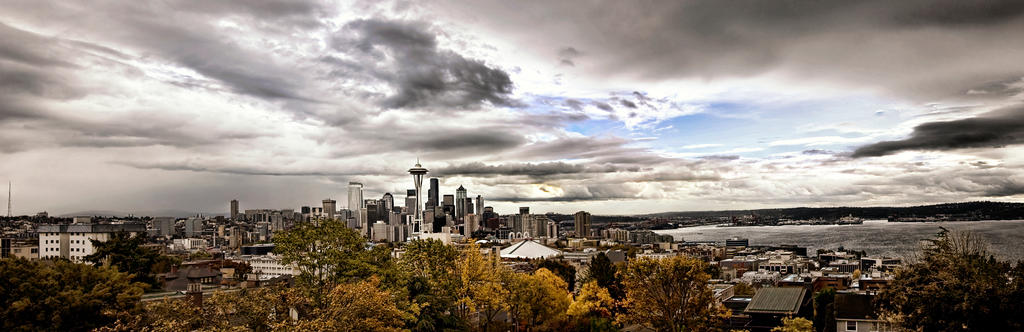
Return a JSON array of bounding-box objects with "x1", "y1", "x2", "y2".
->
[
  {"x1": 877, "y1": 228, "x2": 1024, "y2": 331},
  {"x1": 0, "y1": 258, "x2": 146, "y2": 332},
  {"x1": 10, "y1": 221, "x2": 1023, "y2": 332}
]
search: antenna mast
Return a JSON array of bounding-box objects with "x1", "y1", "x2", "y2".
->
[{"x1": 7, "y1": 181, "x2": 11, "y2": 217}]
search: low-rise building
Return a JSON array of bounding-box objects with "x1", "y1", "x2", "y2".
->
[{"x1": 38, "y1": 223, "x2": 146, "y2": 262}]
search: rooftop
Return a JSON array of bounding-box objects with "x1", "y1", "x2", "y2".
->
[{"x1": 744, "y1": 287, "x2": 806, "y2": 314}]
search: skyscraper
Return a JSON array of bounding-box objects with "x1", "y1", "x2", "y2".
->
[
  {"x1": 455, "y1": 185, "x2": 467, "y2": 220},
  {"x1": 230, "y1": 199, "x2": 239, "y2": 220},
  {"x1": 428, "y1": 178, "x2": 439, "y2": 209},
  {"x1": 347, "y1": 182, "x2": 363, "y2": 211},
  {"x1": 382, "y1": 193, "x2": 394, "y2": 212},
  {"x1": 408, "y1": 161, "x2": 428, "y2": 228},
  {"x1": 405, "y1": 189, "x2": 416, "y2": 214},
  {"x1": 323, "y1": 199, "x2": 337, "y2": 220},
  {"x1": 574, "y1": 211, "x2": 592, "y2": 238},
  {"x1": 475, "y1": 195, "x2": 483, "y2": 221}
]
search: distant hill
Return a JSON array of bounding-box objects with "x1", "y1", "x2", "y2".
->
[{"x1": 640, "y1": 201, "x2": 1024, "y2": 220}]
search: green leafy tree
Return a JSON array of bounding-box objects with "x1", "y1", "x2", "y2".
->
[
  {"x1": 273, "y1": 218, "x2": 379, "y2": 306},
  {"x1": 812, "y1": 288, "x2": 835, "y2": 332},
  {"x1": 772, "y1": 317, "x2": 813, "y2": 332},
  {"x1": 586, "y1": 252, "x2": 624, "y2": 300},
  {"x1": 401, "y1": 239, "x2": 463, "y2": 331},
  {"x1": 618, "y1": 256, "x2": 729, "y2": 331},
  {"x1": 877, "y1": 228, "x2": 1024, "y2": 331},
  {"x1": 84, "y1": 231, "x2": 161, "y2": 288},
  {"x1": 0, "y1": 258, "x2": 146, "y2": 331}
]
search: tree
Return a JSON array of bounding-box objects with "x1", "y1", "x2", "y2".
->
[
  {"x1": 0, "y1": 258, "x2": 146, "y2": 331},
  {"x1": 618, "y1": 256, "x2": 729, "y2": 331},
  {"x1": 877, "y1": 228, "x2": 1024, "y2": 331},
  {"x1": 568, "y1": 280, "x2": 617, "y2": 331},
  {"x1": 586, "y1": 252, "x2": 624, "y2": 300},
  {"x1": 400, "y1": 239, "x2": 462, "y2": 331},
  {"x1": 772, "y1": 317, "x2": 813, "y2": 332},
  {"x1": 273, "y1": 218, "x2": 379, "y2": 306},
  {"x1": 141, "y1": 287, "x2": 294, "y2": 331},
  {"x1": 537, "y1": 259, "x2": 577, "y2": 291},
  {"x1": 295, "y1": 277, "x2": 410, "y2": 331},
  {"x1": 812, "y1": 288, "x2": 835, "y2": 332},
  {"x1": 507, "y1": 268, "x2": 571, "y2": 330},
  {"x1": 454, "y1": 242, "x2": 509, "y2": 331},
  {"x1": 734, "y1": 282, "x2": 756, "y2": 297},
  {"x1": 84, "y1": 231, "x2": 161, "y2": 288}
]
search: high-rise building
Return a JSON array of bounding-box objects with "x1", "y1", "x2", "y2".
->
[
  {"x1": 348, "y1": 182, "x2": 364, "y2": 211},
  {"x1": 230, "y1": 199, "x2": 239, "y2": 220},
  {"x1": 519, "y1": 207, "x2": 530, "y2": 215},
  {"x1": 464, "y1": 198, "x2": 474, "y2": 216},
  {"x1": 185, "y1": 217, "x2": 204, "y2": 238},
  {"x1": 366, "y1": 200, "x2": 381, "y2": 225},
  {"x1": 382, "y1": 193, "x2": 394, "y2": 212},
  {"x1": 153, "y1": 217, "x2": 175, "y2": 237},
  {"x1": 408, "y1": 161, "x2": 428, "y2": 229},
  {"x1": 428, "y1": 178, "x2": 439, "y2": 209},
  {"x1": 442, "y1": 194, "x2": 455, "y2": 219},
  {"x1": 404, "y1": 190, "x2": 416, "y2": 214},
  {"x1": 323, "y1": 199, "x2": 337, "y2": 220},
  {"x1": 475, "y1": 195, "x2": 483, "y2": 220},
  {"x1": 574, "y1": 211, "x2": 592, "y2": 238},
  {"x1": 455, "y1": 185, "x2": 467, "y2": 220}
]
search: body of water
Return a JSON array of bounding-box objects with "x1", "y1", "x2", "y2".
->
[{"x1": 654, "y1": 220, "x2": 1024, "y2": 261}]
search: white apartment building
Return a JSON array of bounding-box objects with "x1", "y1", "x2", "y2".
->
[
  {"x1": 242, "y1": 254, "x2": 298, "y2": 280},
  {"x1": 38, "y1": 223, "x2": 146, "y2": 262}
]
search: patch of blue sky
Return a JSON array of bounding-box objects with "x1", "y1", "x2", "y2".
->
[{"x1": 645, "y1": 94, "x2": 905, "y2": 157}]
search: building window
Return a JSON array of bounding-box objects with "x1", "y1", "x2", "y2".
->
[{"x1": 846, "y1": 321, "x2": 857, "y2": 331}]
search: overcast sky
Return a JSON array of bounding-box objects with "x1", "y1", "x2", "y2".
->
[{"x1": 2, "y1": 0, "x2": 1024, "y2": 216}]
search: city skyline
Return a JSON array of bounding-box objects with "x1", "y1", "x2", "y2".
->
[{"x1": 2, "y1": 1, "x2": 1024, "y2": 215}]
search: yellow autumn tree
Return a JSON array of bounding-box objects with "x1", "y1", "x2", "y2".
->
[
  {"x1": 295, "y1": 276, "x2": 409, "y2": 331},
  {"x1": 618, "y1": 256, "x2": 729, "y2": 331},
  {"x1": 454, "y1": 242, "x2": 509, "y2": 330},
  {"x1": 772, "y1": 317, "x2": 813, "y2": 332},
  {"x1": 569, "y1": 280, "x2": 616, "y2": 318},
  {"x1": 568, "y1": 280, "x2": 617, "y2": 330},
  {"x1": 507, "y1": 267, "x2": 572, "y2": 330}
]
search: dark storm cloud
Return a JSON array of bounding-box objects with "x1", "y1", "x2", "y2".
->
[
  {"x1": 119, "y1": 160, "x2": 369, "y2": 177},
  {"x1": 437, "y1": 0, "x2": 1024, "y2": 101},
  {"x1": 433, "y1": 161, "x2": 640, "y2": 177},
  {"x1": 557, "y1": 46, "x2": 581, "y2": 66},
  {"x1": 856, "y1": 167, "x2": 1024, "y2": 198},
  {"x1": 490, "y1": 184, "x2": 643, "y2": 202},
  {"x1": 564, "y1": 99, "x2": 584, "y2": 110},
  {"x1": 397, "y1": 131, "x2": 525, "y2": 154},
  {"x1": 3, "y1": 2, "x2": 318, "y2": 103},
  {"x1": 892, "y1": 1, "x2": 1024, "y2": 26},
  {"x1": 852, "y1": 105, "x2": 1024, "y2": 157},
  {"x1": 0, "y1": 23, "x2": 86, "y2": 107},
  {"x1": 332, "y1": 19, "x2": 518, "y2": 109}
]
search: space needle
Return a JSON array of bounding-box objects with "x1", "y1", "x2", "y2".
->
[{"x1": 408, "y1": 159, "x2": 428, "y2": 233}]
